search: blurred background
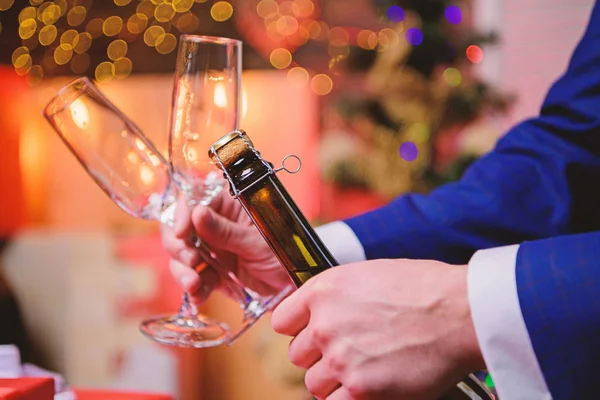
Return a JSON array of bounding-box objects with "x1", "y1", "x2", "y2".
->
[{"x1": 0, "y1": 0, "x2": 595, "y2": 399}]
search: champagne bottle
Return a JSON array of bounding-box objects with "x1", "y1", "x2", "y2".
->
[
  {"x1": 209, "y1": 130, "x2": 493, "y2": 400},
  {"x1": 209, "y1": 130, "x2": 338, "y2": 287}
]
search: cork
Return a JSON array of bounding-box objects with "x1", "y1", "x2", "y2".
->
[{"x1": 209, "y1": 130, "x2": 254, "y2": 169}]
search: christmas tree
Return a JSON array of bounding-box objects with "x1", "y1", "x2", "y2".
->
[{"x1": 320, "y1": 0, "x2": 513, "y2": 212}]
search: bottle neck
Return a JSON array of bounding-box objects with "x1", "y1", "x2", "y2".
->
[{"x1": 222, "y1": 150, "x2": 339, "y2": 287}]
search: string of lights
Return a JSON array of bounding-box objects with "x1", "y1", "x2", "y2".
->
[{"x1": 0, "y1": 0, "x2": 486, "y2": 98}]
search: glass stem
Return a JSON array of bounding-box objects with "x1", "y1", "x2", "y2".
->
[{"x1": 179, "y1": 292, "x2": 198, "y2": 317}]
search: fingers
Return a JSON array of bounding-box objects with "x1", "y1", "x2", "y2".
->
[
  {"x1": 173, "y1": 196, "x2": 194, "y2": 239},
  {"x1": 191, "y1": 206, "x2": 255, "y2": 254},
  {"x1": 161, "y1": 223, "x2": 200, "y2": 266},
  {"x1": 288, "y1": 328, "x2": 322, "y2": 369},
  {"x1": 271, "y1": 288, "x2": 311, "y2": 336},
  {"x1": 304, "y1": 359, "x2": 341, "y2": 400},
  {"x1": 169, "y1": 259, "x2": 221, "y2": 304},
  {"x1": 326, "y1": 386, "x2": 351, "y2": 400}
]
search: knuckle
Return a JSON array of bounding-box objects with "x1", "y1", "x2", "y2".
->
[
  {"x1": 343, "y1": 372, "x2": 370, "y2": 399},
  {"x1": 311, "y1": 326, "x2": 332, "y2": 347},
  {"x1": 326, "y1": 343, "x2": 350, "y2": 375}
]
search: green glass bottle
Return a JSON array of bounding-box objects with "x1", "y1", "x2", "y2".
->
[{"x1": 209, "y1": 130, "x2": 338, "y2": 287}]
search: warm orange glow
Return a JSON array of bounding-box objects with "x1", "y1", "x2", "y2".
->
[
  {"x1": 140, "y1": 164, "x2": 155, "y2": 186},
  {"x1": 329, "y1": 27, "x2": 349, "y2": 46},
  {"x1": 270, "y1": 48, "x2": 292, "y2": 69},
  {"x1": 211, "y1": 1, "x2": 234, "y2": 22},
  {"x1": 310, "y1": 74, "x2": 333, "y2": 96},
  {"x1": 378, "y1": 28, "x2": 400, "y2": 50},
  {"x1": 213, "y1": 82, "x2": 228, "y2": 108},
  {"x1": 277, "y1": 15, "x2": 299, "y2": 36},
  {"x1": 241, "y1": 86, "x2": 248, "y2": 119},
  {"x1": 70, "y1": 98, "x2": 90, "y2": 130},
  {"x1": 293, "y1": 0, "x2": 314, "y2": 17},
  {"x1": 256, "y1": 0, "x2": 278, "y2": 18},
  {"x1": 287, "y1": 67, "x2": 309, "y2": 87},
  {"x1": 186, "y1": 146, "x2": 198, "y2": 163}
]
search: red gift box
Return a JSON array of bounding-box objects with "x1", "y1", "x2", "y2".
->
[
  {"x1": 0, "y1": 378, "x2": 54, "y2": 400},
  {"x1": 74, "y1": 389, "x2": 173, "y2": 400}
]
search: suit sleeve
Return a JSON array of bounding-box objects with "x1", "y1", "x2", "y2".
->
[
  {"x1": 514, "y1": 231, "x2": 600, "y2": 399},
  {"x1": 343, "y1": 0, "x2": 600, "y2": 265},
  {"x1": 469, "y1": 231, "x2": 600, "y2": 400}
]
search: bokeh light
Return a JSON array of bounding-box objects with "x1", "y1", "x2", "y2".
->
[
  {"x1": 0, "y1": 0, "x2": 14, "y2": 11},
  {"x1": 156, "y1": 33, "x2": 178, "y2": 54},
  {"x1": 211, "y1": 1, "x2": 234, "y2": 22},
  {"x1": 86, "y1": 18, "x2": 105, "y2": 38},
  {"x1": 287, "y1": 67, "x2": 309, "y2": 87},
  {"x1": 174, "y1": 11, "x2": 200, "y2": 32},
  {"x1": 103, "y1": 16, "x2": 124, "y2": 36},
  {"x1": 329, "y1": 27, "x2": 349, "y2": 46},
  {"x1": 13, "y1": 53, "x2": 32, "y2": 76},
  {"x1": 95, "y1": 61, "x2": 115, "y2": 82},
  {"x1": 25, "y1": 65, "x2": 43, "y2": 86},
  {"x1": 144, "y1": 25, "x2": 165, "y2": 46},
  {"x1": 114, "y1": 0, "x2": 132, "y2": 6},
  {"x1": 270, "y1": 48, "x2": 292, "y2": 69},
  {"x1": 127, "y1": 13, "x2": 148, "y2": 34},
  {"x1": 12, "y1": 46, "x2": 29, "y2": 65},
  {"x1": 136, "y1": 1, "x2": 156, "y2": 18},
  {"x1": 54, "y1": 43, "x2": 74, "y2": 65},
  {"x1": 386, "y1": 5, "x2": 405, "y2": 22},
  {"x1": 40, "y1": 3, "x2": 61, "y2": 25},
  {"x1": 18, "y1": 7, "x2": 36, "y2": 23},
  {"x1": 18, "y1": 19, "x2": 37, "y2": 40},
  {"x1": 60, "y1": 29, "x2": 79, "y2": 45},
  {"x1": 67, "y1": 5, "x2": 86, "y2": 26},
  {"x1": 445, "y1": 5, "x2": 462, "y2": 24},
  {"x1": 399, "y1": 142, "x2": 418, "y2": 161},
  {"x1": 74, "y1": 32, "x2": 93, "y2": 53},
  {"x1": 114, "y1": 57, "x2": 133, "y2": 79},
  {"x1": 357, "y1": 29, "x2": 378, "y2": 50},
  {"x1": 466, "y1": 45, "x2": 484, "y2": 63},
  {"x1": 378, "y1": 28, "x2": 400, "y2": 50},
  {"x1": 107, "y1": 39, "x2": 128, "y2": 60},
  {"x1": 405, "y1": 27, "x2": 423, "y2": 46},
  {"x1": 173, "y1": 0, "x2": 194, "y2": 13},
  {"x1": 277, "y1": 15, "x2": 299, "y2": 36},
  {"x1": 443, "y1": 67, "x2": 462, "y2": 87},
  {"x1": 39, "y1": 25, "x2": 58, "y2": 46},
  {"x1": 256, "y1": 0, "x2": 278, "y2": 18},
  {"x1": 310, "y1": 74, "x2": 333, "y2": 96},
  {"x1": 155, "y1": 2, "x2": 176, "y2": 22},
  {"x1": 293, "y1": 0, "x2": 314, "y2": 18}
]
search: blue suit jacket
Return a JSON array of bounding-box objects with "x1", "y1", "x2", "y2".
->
[{"x1": 344, "y1": 1, "x2": 600, "y2": 398}]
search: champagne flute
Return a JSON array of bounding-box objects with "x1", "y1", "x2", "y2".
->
[
  {"x1": 161, "y1": 35, "x2": 293, "y2": 342},
  {"x1": 42, "y1": 77, "x2": 285, "y2": 348}
]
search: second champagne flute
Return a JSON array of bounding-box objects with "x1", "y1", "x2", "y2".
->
[{"x1": 153, "y1": 35, "x2": 293, "y2": 343}]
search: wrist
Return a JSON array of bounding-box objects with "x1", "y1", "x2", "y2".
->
[{"x1": 450, "y1": 265, "x2": 486, "y2": 373}]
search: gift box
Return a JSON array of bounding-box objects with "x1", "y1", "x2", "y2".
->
[
  {"x1": 0, "y1": 378, "x2": 54, "y2": 400},
  {"x1": 74, "y1": 389, "x2": 173, "y2": 400}
]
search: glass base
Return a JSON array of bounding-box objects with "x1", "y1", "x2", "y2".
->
[
  {"x1": 226, "y1": 284, "x2": 294, "y2": 345},
  {"x1": 140, "y1": 313, "x2": 230, "y2": 348}
]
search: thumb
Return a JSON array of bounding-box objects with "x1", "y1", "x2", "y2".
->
[{"x1": 191, "y1": 206, "x2": 256, "y2": 254}]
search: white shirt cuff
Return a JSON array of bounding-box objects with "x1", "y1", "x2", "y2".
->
[
  {"x1": 315, "y1": 221, "x2": 366, "y2": 265},
  {"x1": 468, "y1": 244, "x2": 551, "y2": 400}
]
